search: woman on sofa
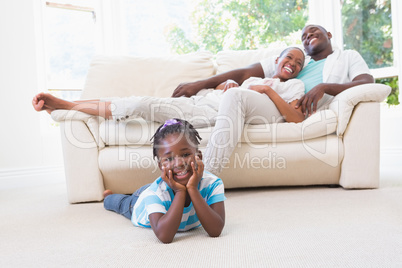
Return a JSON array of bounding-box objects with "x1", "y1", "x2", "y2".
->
[{"x1": 32, "y1": 47, "x2": 305, "y2": 123}]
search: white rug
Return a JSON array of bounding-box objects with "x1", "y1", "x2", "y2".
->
[{"x1": 1, "y1": 171, "x2": 402, "y2": 267}]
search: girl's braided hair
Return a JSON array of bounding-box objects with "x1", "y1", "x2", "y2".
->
[{"x1": 151, "y1": 118, "x2": 202, "y2": 159}]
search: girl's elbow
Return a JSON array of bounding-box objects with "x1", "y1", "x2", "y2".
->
[
  {"x1": 160, "y1": 238, "x2": 174, "y2": 244},
  {"x1": 207, "y1": 225, "x2": 224, "y2": 238},
  {"x1": 154, "y1": 229, "x2": 175, "y2": 244},
  {"x1": 157, "y1": 234, "x2": 175, "y2": 244},
  {"x1": 208, "y1": 231, "x2": 222, "y2": 238}
]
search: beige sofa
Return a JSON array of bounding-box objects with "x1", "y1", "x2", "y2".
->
[{"x1": 51, "y1": 49, "x2": 391, "y2": 204}]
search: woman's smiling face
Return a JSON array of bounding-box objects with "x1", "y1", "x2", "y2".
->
[{"x1": 274, "y1": 48, "x2": 305, "y2": 81}]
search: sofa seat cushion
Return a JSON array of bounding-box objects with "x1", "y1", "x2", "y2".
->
[{"x1": 98, "y1": 109, "x2": 337, "y2": 146}]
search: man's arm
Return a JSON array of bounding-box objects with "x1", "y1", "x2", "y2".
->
[
  {"x1": 172, "y1": 62, "x2": 265, "y2": 97},
  {"x1": 295, "y1": 73, "x2": 374, "y2": 115}
]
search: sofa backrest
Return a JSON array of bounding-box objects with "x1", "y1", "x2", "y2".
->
[
  {"x1": 215, "y1": 46, "x2": 286, "y2": 74},
  {"x1": 81, "y1": 46, "x2": 299, "y2": 100},
  {"x1": 81, "y1": 51, "x2": 215, "y2": 99}
]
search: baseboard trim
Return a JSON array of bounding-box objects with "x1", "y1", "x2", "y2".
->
[
  {"x1": 380, "y1": 147, "x2": 402, "y2": 167},
  {"x1": 0, "y1": 165, "x2": 64, "y2": 178},
  {"x1": 0, "y1": 166, "x2": 65, "y2": 189}
]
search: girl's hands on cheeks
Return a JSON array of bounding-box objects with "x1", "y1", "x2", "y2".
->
[
  {"x1": 161, "y1": 166, "x2": 186, "y2": 193},
  {"x1": 186, "y1": 156, "x2": 204, "y2": 191}
]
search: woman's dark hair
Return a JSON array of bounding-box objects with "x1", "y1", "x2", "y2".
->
[{"x1": 151, "y1": 118, "x2": 202, "y2": 159}]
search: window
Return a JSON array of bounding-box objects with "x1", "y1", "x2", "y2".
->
[
  {"x1": 43, "y1": 0, "x2": 98, "y2": 99},
  {"x1": 122, "y1": 0, "x2": 309, "y2": 56},
  {"x1": 122, "y1": 0, "x2": 196, "y2": 56},
  {"x1": 42, "y1": 0, "x2": 309, "y2": 92},
  {"x1": 341, "y1": 0, "x2": 393, "y2": 69},
  {"x1": 341, "y1": 0, "x2": 398, "y2": 104}
]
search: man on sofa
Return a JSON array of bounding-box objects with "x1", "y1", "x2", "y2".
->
[{"x1": 171, "y1": 24, "x2": 375, "y2": 116}]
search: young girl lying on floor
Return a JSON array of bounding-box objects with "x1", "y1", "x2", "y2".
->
[{"x1": 103, "y1": 118, "x2": 226, "y2": 243}]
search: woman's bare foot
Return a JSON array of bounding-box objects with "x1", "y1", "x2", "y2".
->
[{"x1": 103, "y1": 189, "x2": 113, "y2": 198}]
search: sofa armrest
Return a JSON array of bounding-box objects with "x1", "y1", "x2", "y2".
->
[
  {"x1": 59, "y1": 120, "x2": 105, "y2": 203},
  {"x1": 339, "y1": 102, "x2": 380, "y2": 189},
  {"x1": 51, "y1": 109, "x2": 94, "y2": 122},
  {"x1": 328, "y1": 83, "x2": 391, "y2": 136},
  {"x1": 52, "y1": 109, "x2": 105, "y2": 149}
]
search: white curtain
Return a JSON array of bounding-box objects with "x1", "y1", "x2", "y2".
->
[{"x1": 307, "y1": 0, "x2": 343, "y2": 50}]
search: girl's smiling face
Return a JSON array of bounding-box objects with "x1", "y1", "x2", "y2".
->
[
  {"x1": 157, "y1": 133, "x2": 200, "y2": 186},
  {"x1": 274, "y1": 48, "x2": 305, "y2": 82}
]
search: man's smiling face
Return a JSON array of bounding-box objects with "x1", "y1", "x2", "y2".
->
[{"x1": 301, "y1": 25, "x2": 332, "y2": 57}]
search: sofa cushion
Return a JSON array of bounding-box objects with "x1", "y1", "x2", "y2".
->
[
  {"x1": 215, "y1": 47, "x2": 285, "y2": 74},
  {"x1": 80, "y1": 51, "x2": 215, "y2": 100},
  {"x1": 215, "y1": 45, "x2": 305, "y2": 74},
  {"x1": 98, "y1": 109, "x2": 337, "y2": 146}
]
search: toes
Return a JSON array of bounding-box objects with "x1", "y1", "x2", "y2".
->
[{"x1": 103, "y1": 190, "x2": 113, "y2": 198}]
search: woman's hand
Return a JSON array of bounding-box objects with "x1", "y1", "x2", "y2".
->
[
  {"x1": 248, "y1": 85, "x2": 272, "y2": 94},
  {"x1": 186, "y1": 156, "x2": 204, "y2": 191},
  {"x1": 161, "y1": 166, "x2": 187, "y2": 193},
  {"x1": 223, "y1": 79, "x2": 239, "y2": 92}
]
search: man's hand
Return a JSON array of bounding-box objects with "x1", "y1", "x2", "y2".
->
[
  {"x1": 186, "y1": 156, "x2": 204, "y2": 191},
  {"x1": 172, "y1": 82, "x2": 202, "y2": 98},
  {"x1": 295, "y1": 84, "x2": 326, "y2": 116},
  {"x1": 161, "y1": 166, "x2": 187, "y2": 193}
]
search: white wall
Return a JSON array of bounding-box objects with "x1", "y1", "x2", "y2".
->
[{"x1": 0, "y1": 0, "x2": 63, "y2": 171}]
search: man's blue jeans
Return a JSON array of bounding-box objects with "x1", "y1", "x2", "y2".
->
[{"x1": 103, "y1": 184, "x2": 151, "y2": 219}]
